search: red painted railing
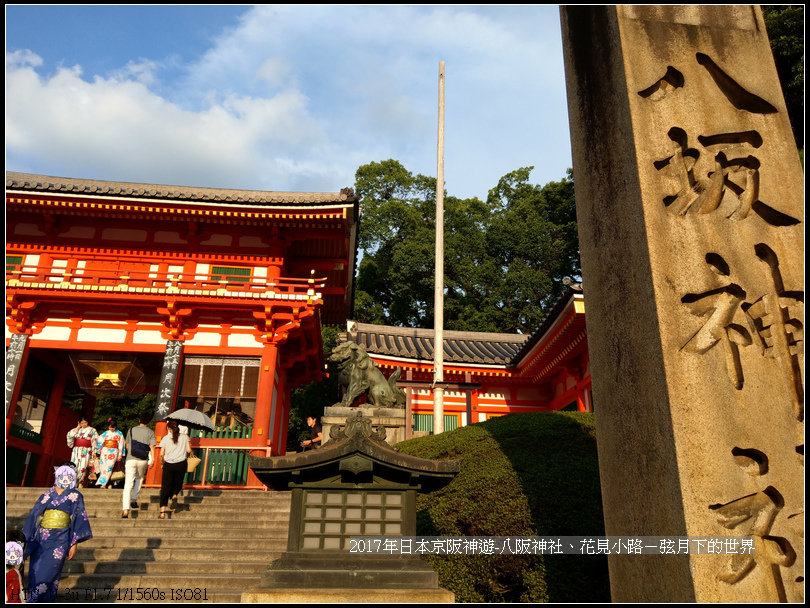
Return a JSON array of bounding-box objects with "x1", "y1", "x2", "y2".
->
[{"x1": 6, "y1": 263, "x2": 325, "y2": 298}]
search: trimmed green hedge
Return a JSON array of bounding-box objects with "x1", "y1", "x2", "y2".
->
[{"x1": 395, "y1": 411, "x2": 610, "y2": 603}]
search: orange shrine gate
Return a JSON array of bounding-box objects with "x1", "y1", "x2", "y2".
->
[{"x1": 6, "y1": 172, "x2": 359, "y2": 489}]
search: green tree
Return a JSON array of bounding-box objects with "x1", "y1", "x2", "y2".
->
[
  {"x1": 477, "y1": 167, "x2": 579, "y2": 333},
  {"x1": 91, "y1": 393, "x2": 156, "y2": 437},
  {"x1": 353, "y1": 160, "x2": 580, "y2": 334},
  {"x1": 354, "y1": 160, "x2": 440, "y2": 328},
  {"x1": 762, "y1": 5, "x2": 804, "y2": 150}
]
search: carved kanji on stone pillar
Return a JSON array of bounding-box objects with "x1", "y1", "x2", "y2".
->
[
  {"x1": 561, "y1": 5, "x2": 804, "y2": 603},
  {"x1": 5, "y1": 333, "x2": 28, "y2": 415}
]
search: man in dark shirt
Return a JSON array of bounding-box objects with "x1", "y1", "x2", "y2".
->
[{"x1": 301, "y1": 415, "x2": 322, "y2": 451}]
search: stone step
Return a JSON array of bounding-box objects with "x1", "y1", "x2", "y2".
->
[
  {"x1": 6, "y1": 487, "x2": 286, "y2": 497},
  {"x1": 6, "y1": 519, "x2": 288, "y2": 536},
  {"x1": 63, "y1": 559, "x2": 268, "y2": 576},
  {"x1": 72, "y1": 547, "x2": 282, "y2": 563},
  {"x1": 6, "y1": 490, "x2": 290, "y2": 506},
  {"x1": 54, "y1": 572, "x2": 262, "y2": 592},
  {"x1": 43, "y1": 588, "x2": 242, "y2": 604},
  {"x1": 9, "y1": 487, "x2": 291, "y2": 603},
  {"x1": 77, "y1": 537, "x2": 287, "y2": 551},
  {"x1": 6, "y1": 506, "x2": 289, "y2": 520}
]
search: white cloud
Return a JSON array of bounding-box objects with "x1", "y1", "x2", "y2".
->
[
  {"x1": 6, "y1": 48, "x2": 43, "y2": 69},
  {"x1": 255, "y1": 56, "x2": 291, "y2": 89},
  {"x1": 5, "y1": 6, "x2": 572, "y2": 198},
  {"x1": 5, "y1": 50, "x2": 327, "y2": 190},
  {"x1": 108, "y1": 59, "x2": 160, "y2": 86}
]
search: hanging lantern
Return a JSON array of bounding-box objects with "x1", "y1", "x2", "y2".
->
[{"x1": 69, "y1": 354, "x2": 146, "y2": 396}]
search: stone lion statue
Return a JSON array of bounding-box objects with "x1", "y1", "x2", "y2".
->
[{"x1": 329, "y1": 342, "x2": 407, "y2": 408}]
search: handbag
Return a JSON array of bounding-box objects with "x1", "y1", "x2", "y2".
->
[
  {"x1": 187, "y1": 455, "x2": 202, "y2": 473},
  {"x1": 130, "y1": 439, "x2": 151, "y2": 460},
  {"x1": 109, "y1": 459, "x2": 125, "y2": 482}
]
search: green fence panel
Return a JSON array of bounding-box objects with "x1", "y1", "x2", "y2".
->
[
  {"x1": 183, "y1": 425, "x2": 252, "y2": 485},
  {"x1": 414, "y1": 414, "x2": 432, "y2": 432},
  {"x1": 413, "y1": 414, "x2": 460, "y2": 433},
  {"x1": 9, "y1": 424, "x2": 43, "y2": 445}
]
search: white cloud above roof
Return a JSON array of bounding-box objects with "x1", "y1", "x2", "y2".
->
[{"x1": 6, "y1": 6, "x2": 572, "y2": 198}]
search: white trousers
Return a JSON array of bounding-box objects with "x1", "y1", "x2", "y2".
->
[{"x1": 122, "y1": 458, "x2": 148, "y2": 509}]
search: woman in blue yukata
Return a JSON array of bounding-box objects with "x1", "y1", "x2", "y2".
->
[
  {"x1": 23, "y1": 465, "x2": 93, "y2": 603},
  {"x1": 94, "y1": 418, "x2": 125, "y2": 488}
]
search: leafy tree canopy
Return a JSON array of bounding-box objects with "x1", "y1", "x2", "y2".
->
[
  {"x1": 91, "y1": 393, "x2": 156, "y2": 437},
  {"x1": 354, "y1": 160, "x2": 580, "y2": 334},
  {"x1": 762, "y1": 5, "x2": 804, "y2": 150}
]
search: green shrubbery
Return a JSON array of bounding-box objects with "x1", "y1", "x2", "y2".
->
[{"x1": 395, "y1": 411, "x2": 610, "y2": 603}]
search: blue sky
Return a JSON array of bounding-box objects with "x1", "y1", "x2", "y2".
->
[{"x1": 6, "y1": 5, "x2": 573, "y2": 201}]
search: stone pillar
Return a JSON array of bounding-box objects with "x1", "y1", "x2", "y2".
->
[{"x1": 561, "y1": 6, "x2": 803, "y2": 603}]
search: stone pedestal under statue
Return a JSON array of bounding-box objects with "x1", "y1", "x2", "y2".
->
[
  {"x1": 322, "y1": 406, "x2": 410, "y2": 446},
  {"x1": 245, "y1": 417, "x2": 460, "y2": 603}
]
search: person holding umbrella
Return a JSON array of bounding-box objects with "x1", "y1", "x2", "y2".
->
[
  {"x1": 158, "y1": 419, "x2": 192, "y2": 519},
  {"x1": 165, "y1": 408, "x2": 216, "y2": 432}
]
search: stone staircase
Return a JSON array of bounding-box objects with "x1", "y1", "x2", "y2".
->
[{"x1": 5, "y1": 486, "x2": 290, "y2": 603}]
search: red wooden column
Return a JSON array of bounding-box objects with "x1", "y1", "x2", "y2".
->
[
  {"x1": 245, "y1": 341, "x2": 279, "y2": 487},
  {"x1": 255, "y1": 342, "x2": 279, "y2": 447},
  {"x1": 144, "y1": 420, "x2": 167, "y2": 487},
  {"x1": 277, "y1": 384, "x2": 291, "y2": 455},
  {"x1": 33, "y1": 364, "x2": 68, "y2": 486},
  {"x1": 271, "y1": 371, "x2": 288, "y2": 456},
  {"x1": 577, "y1": 390, "x2": 588, "y2": 412}
]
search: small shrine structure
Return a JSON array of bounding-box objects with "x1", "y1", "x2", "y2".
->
[{"x1": 246, "y1": 416, "x2": 460, "y2": 602}]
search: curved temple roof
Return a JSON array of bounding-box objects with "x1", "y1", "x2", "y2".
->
[
  {"x1": 249, "y1": 416, "x2": 460, "y2": 493},
  {"x1": 6, "y1": 172, "x2": 358, "y2": 207},
  {"x1": 341, "y1": 288, "x2": 584, "y2": 371},
  {"x1": 341, "y1": 322, "x2": 529, "y2": 366}
]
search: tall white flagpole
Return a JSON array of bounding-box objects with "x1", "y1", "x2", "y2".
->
[{"x1": 433, "y1": 61, "x2": 445, "y2": 435}]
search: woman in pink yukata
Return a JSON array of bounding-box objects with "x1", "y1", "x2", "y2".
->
[{"x1": 94, "y1": 418, "x2": 124, "y2": 488}]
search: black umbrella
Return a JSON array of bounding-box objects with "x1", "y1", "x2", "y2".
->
[{"x1": 165, "y1": 408, "x2": 216, "y2": 432}]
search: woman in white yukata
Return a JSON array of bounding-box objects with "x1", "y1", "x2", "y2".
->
[{"x1": 66, "y1": 417, "x2": 98, "y2": 487}]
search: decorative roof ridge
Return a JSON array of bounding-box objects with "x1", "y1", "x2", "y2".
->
[
  {"x1": 6, "y1": 171, "x2": 359, "y2": 205},
  {"x1": 346, "y1": 321, "x2": 529, "y2": 344}
]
